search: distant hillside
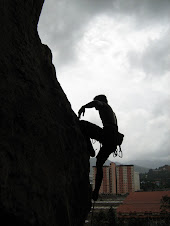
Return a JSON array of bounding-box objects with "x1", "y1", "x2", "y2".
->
[
  {"x1": 89, "y1": 158, "x2": 149, "y2": 175},
  {"x1": 123, "y1": 160, "x2": 170, "y2": 169},
  {"x1": 134, "y1": 165, "x2": 150, "y2": 173}
]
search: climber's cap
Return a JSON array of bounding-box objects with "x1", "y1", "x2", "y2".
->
[{"x1": 93, "y1": 95, "x2": 108, "y2": 104}]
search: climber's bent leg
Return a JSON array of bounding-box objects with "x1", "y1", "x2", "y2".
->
[
  {"x1": 79, "y1": 120, "x2": 103, "y2": 157},
  {"x1": 79, "y1": 120, "x2": 103, "y2": 142},
  {"x1": 84, "y1": 135, "x2": 95, "y2": 157}
]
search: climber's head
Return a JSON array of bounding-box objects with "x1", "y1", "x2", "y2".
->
[{"x1": 94, "y1": 95, "x2": 108, "y2": 104}]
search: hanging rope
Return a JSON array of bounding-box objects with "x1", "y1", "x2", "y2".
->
[
  {"x1": 118, "y1": 145, "x2": 123, "y2": 158},
  {"x1": 113, "y1": 146, "x2": 123, "y2": 158},
  {"x1": 91, "y1": 201, "x2": 95, "y2": 226},
  {"x1": 91, "y1": 139, "x2": 102, "y2": 152},
  {"x1": 91, "y1": 139, "x2": 96, "y2": 144}
]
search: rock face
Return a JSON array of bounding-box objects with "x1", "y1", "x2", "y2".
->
[{"x1": 0, "y1": 1, "x2": 91, "y2": 225}]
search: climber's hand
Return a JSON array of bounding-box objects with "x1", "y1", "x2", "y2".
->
[{"x1": 78, "y1": 106, "x2": 85, "y2": 119}]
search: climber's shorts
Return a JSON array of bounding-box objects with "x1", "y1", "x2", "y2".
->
[{"x1": 102, "y1": 124, "x2": 118, "y2": 146}]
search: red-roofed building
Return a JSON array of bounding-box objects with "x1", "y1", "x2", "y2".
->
[{"x1": 117, "y1": 191, "x2": 170, "y2": 220}]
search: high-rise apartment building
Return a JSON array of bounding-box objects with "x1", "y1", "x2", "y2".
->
[
  {"x1": 134, "y1": 171, "x2": 140, "y2": 191},
  {"x1": 92, "y1": 162, "x2": 117, "y2": 194},
  {"x1": 92, "y1": 166, "x2": 110, "y2": 193},
  {"x1": 109, "y1": 162, "x2": 116, "y2": 194},
  {"x1": 101, "y1": 166, "x2": 110, "y2": 193},
  {"x1": 92, "y1": 163, "x2": 137, "y2": 195},
  {"x1": 116, "y1": 165, "x2": 135, "y2": 194}
]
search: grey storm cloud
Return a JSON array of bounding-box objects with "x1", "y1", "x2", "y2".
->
[
  {"x1": 39, "y1": 0, "x2": 114, "y2": 63},
  {"x1": 114, "y1": 0, "x2": 170, "y2": 27},
  {"x1": 128, "y1": 28, "x2": 170, "y2": 76},
  {"x1": 39, "y1": 0, "x2": 170, "y2": 64},
  {"x1": 152, "y1": 97, "x2": 170, "y2": 118},
  {"x1": 150, "y1": 130, "x2": 170, "y2": 159}
]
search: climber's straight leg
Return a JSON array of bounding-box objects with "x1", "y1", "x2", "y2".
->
[{"x1": 92, "y1": 147, "x2": 111, "y2": 201}]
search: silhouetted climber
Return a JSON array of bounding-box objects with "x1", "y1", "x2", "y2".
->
[{"x1": 78, "y1": 95, "x2": 120, "y2": 201}]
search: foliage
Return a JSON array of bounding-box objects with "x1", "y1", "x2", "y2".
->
[
  {"x1": 140, "y1": 167, "x2": 170, "y2": 191},
  {"x1": 92, "y1": 207, "x2": 116, "y2": 226},
  {"x1": 160, "y1": 195, "x2": 170, "y2": 210},
  {"x1": 117, "y1": 217, "x2": 170, "y2": 226}
]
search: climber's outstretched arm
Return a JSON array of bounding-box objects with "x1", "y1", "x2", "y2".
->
[{"x1": 78, "y1": 100, "x2": 102, "y2": 119}]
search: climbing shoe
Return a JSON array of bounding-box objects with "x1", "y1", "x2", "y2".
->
[{"x1": 92, "y1": 190, "x2": 99, "y2": 201}]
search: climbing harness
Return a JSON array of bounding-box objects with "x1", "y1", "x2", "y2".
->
[
  {"x1": 91, "y1": 201, "x2": 95, "y2": 226},
  {"x1": 91, "y1": 131, "x2": 124, "y2": 158}
]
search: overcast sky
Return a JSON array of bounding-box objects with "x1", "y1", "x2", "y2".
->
[{"x1": 38, "y1": 0, "x2": 170, "y2": 164}]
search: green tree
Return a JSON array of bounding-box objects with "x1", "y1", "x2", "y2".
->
[
  {"x1": 92, "y1": 207, "x2": 117, "y2": 226},
  {"x1": 93, "y1": 210, "x2": 108, "y2": 226},
  {"x1": 160, "y1": 195, "x2": 170, "y2": 211}
]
